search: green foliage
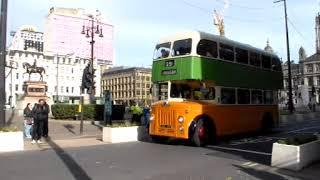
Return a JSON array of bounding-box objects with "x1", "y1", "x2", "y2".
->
[
  {"x1": 51, "y1": 104, "x2": 125, "y2": 120},
  {"x1": 51, "y1": 104, "x2": 77, "y2": 119},
  {"x1": 0, "y1": 126, "x2": 19, "y2": 132},
  {"x1": 277, "y1": 134, "x2": 318, "y2": 145}
]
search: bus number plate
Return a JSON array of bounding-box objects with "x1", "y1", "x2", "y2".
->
[{"x1": 165, "y1": 60, "x2": 175, "y2": 67}]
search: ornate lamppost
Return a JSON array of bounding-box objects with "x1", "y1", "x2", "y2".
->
[
  {"x1": 6, "y1": 60, "x2": 18, "y2": 108},
  {"x1": 80, "y1": 12, "x2": 103, "y2": 102}
]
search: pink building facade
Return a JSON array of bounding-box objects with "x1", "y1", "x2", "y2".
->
[{"x1": 44, "y1": 8, "x2": 114, "y2": 65}]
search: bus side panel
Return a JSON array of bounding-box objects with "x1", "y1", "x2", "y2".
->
[{"x1": 203, "y1": 104, "x2": 279, "y2": 136}]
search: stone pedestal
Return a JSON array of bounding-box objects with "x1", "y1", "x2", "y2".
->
[{"x1": 16, "y1": 81, "x2": 51, "y2": 114}]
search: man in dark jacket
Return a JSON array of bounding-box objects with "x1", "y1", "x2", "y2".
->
[
  {"x1": 42, "y1": 101, "x2": 50, "y2": 137},
  {"x1": 31, "y1": 99, "x2": 50, "y2": 144}
]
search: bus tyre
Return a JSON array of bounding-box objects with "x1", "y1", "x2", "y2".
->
[
  {"x1": 150, "y1": 135, "x2": 168, "y2": 144},
  {"x1": 261, "y1": 113, "x2": 273, "y2": 134},
  {"x1": 192, "y1": 119, "x2": 209, "y2": 147}
]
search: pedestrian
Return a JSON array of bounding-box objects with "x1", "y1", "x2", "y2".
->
[
  {"x1": 131, "y1": 101, "x2": 142, "y2": 124},
  {"x1": 31, "y1": 99, "x2": 49, "y2": 144},
  {"x1": 142, "y1": 105, "x2": 150, "y2": 126},
  {"x1": 23, "y1": 103, "x2": 33, "y2": 139},
  {"x1": 42, "y1": 101, "x2": 50, "y2": 137}
]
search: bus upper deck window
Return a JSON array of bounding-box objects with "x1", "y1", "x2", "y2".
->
[
  {"x1": 154, "y1": 42, "x2": 171, "y2": 59},
  {"x1": 271, "y1": 57, "x2": 282, "y2": 71},
  {"x1": 262, "y1": 55, "x2": 271, "y2": 69},
  {"x1": 172, "y1": 38, "x2": 192, "y2": 56},
  {"x1": 249, "y1": 52, "x2": 261, "y2": 67},
  {"x1": 197, "y1": 39, "x2": 218, "y2": 58},
  {"x1": 219, "y1": 43, "x2": 234, "y2": 61}
]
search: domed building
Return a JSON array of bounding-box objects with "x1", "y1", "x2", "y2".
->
[{"x1": 264, "y1": 40, "x2": 274, "y2": 53}]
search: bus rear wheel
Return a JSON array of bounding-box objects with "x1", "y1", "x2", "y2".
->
[
  {"x1": 261, "y1": 113, "x2": 274, "y2": 134},
  {"x1": 191, "y1": 119, "x2": 210, "y2": 147}
]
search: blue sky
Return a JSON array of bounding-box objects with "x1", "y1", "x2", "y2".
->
[{"x1": 7, "y1": 0, "x2": 320, "y2": 66}]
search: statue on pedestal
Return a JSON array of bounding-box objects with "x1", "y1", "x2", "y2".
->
[{"x1": 22, "y1": 60, "x2": 46, "y2": 81}]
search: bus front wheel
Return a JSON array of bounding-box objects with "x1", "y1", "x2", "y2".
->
[{"x1": 191, "y1": 119, "x2": 210, "y2": 147}]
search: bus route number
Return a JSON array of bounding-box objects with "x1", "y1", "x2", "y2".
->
[{"x1": 165, "y1": 60, "x2": 175, "y2": 67}]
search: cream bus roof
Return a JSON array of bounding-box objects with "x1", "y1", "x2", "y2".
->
[{"x1": 157, "y1": 31, "x2": 277, "y2": 57}]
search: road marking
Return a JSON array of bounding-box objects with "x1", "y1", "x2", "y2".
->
[
  {"x1": 248, "y1": 163, "x2": 258, "y2": 167},
  {"x1": 208, "y1": 145, "x2": 271, "y2": 156},
  {"x1": 280, "y1": 125, "x2": 320, "y2": 134},
  {"x1": 242, "y1": 162, "x2": 252, "y2": 166}
]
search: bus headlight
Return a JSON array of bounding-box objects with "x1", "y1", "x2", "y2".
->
[
  {"x1": 149, "y1": 114, "x2": 155, "y2": 121},
  {"x1": 178, "y1": 116, "x2": 184, "y2": 123}
]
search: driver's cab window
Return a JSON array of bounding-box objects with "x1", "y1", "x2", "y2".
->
[
  {"x1": 153, "y1": 83, "x2": 168, "y2": 100},
  {"x1": 170, "y1": 83, "x2": 192, "y2": 99}
]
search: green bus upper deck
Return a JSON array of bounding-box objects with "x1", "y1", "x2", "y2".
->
[{"x1": 152, "y1": 31, "x2": 283, "y2": 90}]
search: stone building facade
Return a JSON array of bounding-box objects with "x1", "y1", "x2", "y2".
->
[
  {"x1": 5, "y1": 25, "x2": 101, "y2": 107},
  {"x1": 101, "y1": 67, "x2": 152, "y2": 105}
]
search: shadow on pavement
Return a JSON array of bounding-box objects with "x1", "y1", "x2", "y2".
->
[
  {"x1": 5, "y1": 108, "x2": 16, "y2": 126},
  {"x1": 63, "y1": 124, "x2": 76, "y2": 134},
  {"x1": 233, "y1": 164, "x2": 288, "y2": 180},
  {"x1": 45, "y1": 137, "x2": 92, "y2": 180}
]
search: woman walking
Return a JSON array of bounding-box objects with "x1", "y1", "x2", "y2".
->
[
  {"x1": 23, "y1": 103, "x2": 33, "y2": 138},
  {"x1": 31, "y1": 99, "x2": 49, "y2": 144}
]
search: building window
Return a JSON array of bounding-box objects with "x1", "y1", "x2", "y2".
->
[
  {"x1": 136, "y1": 83, "x2": 140, "y2": 88},
  {"x1": 61, "y1": 86, "x2": 64, "y2": 93},
  {"x1": 316, "y1": 64, "x2": 320, "y2": 72},
  {"x1": 136, "y1": 91, "x2": 140, "y2": 95},
  {"x1": 317, "y1": 76, "x2": 320, "y2": 86},
  {"x1": 308, "y1": 77, "x2": 314, "y2": 86},
  {"x1": 55, "y1": 86, "x2": 57, "y2": 93},
  {"x1": 306, "y1": 64, "x2": 313, "y2": 73},
  {"x1": 15, "y1": 84, "x2": 19, "y2": 91},
  {"x1": 66, "y1": 87, "x2": 69, "y2": 93},
  {"x1": 16, "y1": 73, "x2": 19, "y2": 80}
]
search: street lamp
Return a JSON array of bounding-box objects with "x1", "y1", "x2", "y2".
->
[
  {"x1": 0, "y1": 0, "x2": 8, "y2": 127},
  {"x1": 81, "y1": 12, "x2": 103, "y2": 102},
  {"x1": 6, "y1": 60, "x2": 18, "y2": 108},
  {"x1": 274, "y1": 0, "x2": 294, "y2": 113}
]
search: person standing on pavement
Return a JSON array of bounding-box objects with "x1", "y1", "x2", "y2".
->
[
  {"x1": 42, "y1": 101, "x2": 50, "y2": 137},
  {"x1": 131, "y1": 101, "x2": 142, "y2": 124},
  {"x1": 23, "y1": 103, "x2": 33, "y2": 138},
  {"x1": 31, "y1": 99, "x2": 49, "y2": 144}
]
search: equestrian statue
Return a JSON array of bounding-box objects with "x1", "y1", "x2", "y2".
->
[{"x1": 22, "y1": 60, "x2": 46, "y2": 81}]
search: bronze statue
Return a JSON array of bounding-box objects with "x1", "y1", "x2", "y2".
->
[
  {"x1": 23, "y1": 60, "x2": 46, "y2": 81},
  {"x1": 81, "y1": 63, "x2": 94, "y2": 94}
]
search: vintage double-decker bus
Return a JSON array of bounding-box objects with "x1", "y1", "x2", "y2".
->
[{"x1": 149, "y1": 31, "x2": 283, "y2": 146}]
